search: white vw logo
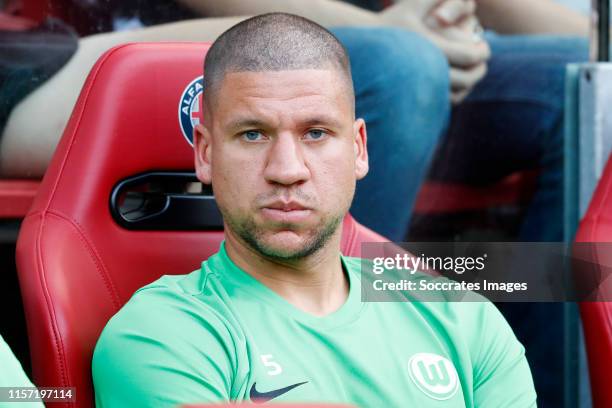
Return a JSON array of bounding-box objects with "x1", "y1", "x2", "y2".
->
[{"x1": 408, "y1": 353, "x2": 459, "y2": 400}]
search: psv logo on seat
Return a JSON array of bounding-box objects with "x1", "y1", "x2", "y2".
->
[
  {"x1": 408, "y1": 353, "x2": 459, "y2": 400},
  {"x1": 178, "y1": 75, "x2": 204, "y2": 146}
]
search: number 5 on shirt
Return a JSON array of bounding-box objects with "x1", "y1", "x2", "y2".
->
[{"x1": 261, "y1": 354, "x2": 283, "y2": 376}]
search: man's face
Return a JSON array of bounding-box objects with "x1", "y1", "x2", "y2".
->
[{"x1": 194, "y1": 69, "x2": 368, "y2": 260}]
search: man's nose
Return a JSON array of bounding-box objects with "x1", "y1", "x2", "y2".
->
[{"x1": 263, "y1": 133, "x2": 310, "y2": 186}]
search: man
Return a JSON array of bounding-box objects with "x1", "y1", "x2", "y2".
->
[
  {"x1": 179, "y1": 4, "x2": 587, "y2": 404},
  {"x1": 92, "y1": 13, "x2": 536, "y2": 407}
]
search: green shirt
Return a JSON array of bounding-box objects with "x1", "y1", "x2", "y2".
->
[
  {"x1": 93, "y1": 242, "x2": 536, "y2": 407},
  {"x1": 0, "y1": 335, "x2": 44, "y2": 408}
]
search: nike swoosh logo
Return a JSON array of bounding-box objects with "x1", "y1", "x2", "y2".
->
[{"x1": 250, "y1": 381, "x2": 308, "y2": 403}]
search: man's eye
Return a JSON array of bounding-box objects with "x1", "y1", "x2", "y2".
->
[
  {"x1": 305, "y1": 129, "x2": 327, "y2": 140},
  {"x1": 243, "y1": 130, "x2": 264, "y2": 141}
]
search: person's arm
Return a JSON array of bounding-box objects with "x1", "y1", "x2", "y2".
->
[
  {"x1": 476, "y1": 0, "x2": 589, "y2": 35},
  {"x1": 0, "y1": 16, "x2": 246, "y2": 177},
  {"x1": 0, "y1": 335, "x2": 45, "y2": 408},
  {"x1": 468, "y1": 302, "x2": 537, "y2": 407},
  {"x1": 177, "y1": 0, "x2": 488, "y2": 104},
  {"x1": 175, "y1": 0, "x2": 382, "y2": 27}
]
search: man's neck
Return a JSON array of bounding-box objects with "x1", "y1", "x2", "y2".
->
[{"x1": 224, "y1": 231, "x2": 349, "y2": 317}]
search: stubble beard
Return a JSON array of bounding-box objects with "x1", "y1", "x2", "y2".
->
[{"x1": 225, "y1": 210, "x2": 344, "y2": 262}]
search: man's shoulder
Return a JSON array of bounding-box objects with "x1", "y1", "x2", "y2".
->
[
  {"x1": 132, "y1": 269, "x2": 202, "y2": 299},
  {"x1": 121, "y1": 269, "x2": 209, "y2": 316},
  {"x1": 91, "y1": 265, "x2": 246, "y2": 405},
  {"x1": 94, "y1": 264, "x2": 240, "y2": 354}
]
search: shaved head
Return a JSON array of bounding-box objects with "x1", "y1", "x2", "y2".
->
[{"x1": 203, "y1": 12, "x2": 354, "y2": 112}]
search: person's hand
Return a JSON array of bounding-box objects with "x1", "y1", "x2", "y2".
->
[
  {"x1": 426, "y1": 0, "x2": 489, "y2": 103},
  {"x1": 425, "y1": 0, "x2": 476, "y2": 29},
  {"x1": 433, "y1": 16, "x2": 490, "y2": 103},
  {"x1": 380, "y1": 0, "x2": 490, "y2": 103}
]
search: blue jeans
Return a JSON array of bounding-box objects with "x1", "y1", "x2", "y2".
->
[
  {"x1": 331, "y1": 27, "x2": 450, "y2": 242},
  {"x1": 335, "y1": 29, "x2": 588, "y2": 243},
  {"x1": 429, "y1": 34, "x2": 589, "y2": 241}
]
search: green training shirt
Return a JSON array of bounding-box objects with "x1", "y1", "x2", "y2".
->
[
  {"x1": 93, "y1": 242, "x2": 536, "y2": 407},
  {"x1": 0, "y1": 335, "x2": 44, "y2": 408}
]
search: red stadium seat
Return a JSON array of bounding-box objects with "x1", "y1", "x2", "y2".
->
[
  {"x1": 15, "y1": 43, "x2": 389, "y2": 408},
  {"x1": 575, "y1": 154, "x2": 612, "y2": 408},
  {"x1": 413, "y1": 171, "x2": 537, "y2": 214}
]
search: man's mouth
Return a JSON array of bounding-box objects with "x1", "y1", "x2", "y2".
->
[
  {"x1": 264, "y1": 201, "x2": 310, "y2": 211},
  {"x1": 261, "y1": 201, "x2": 312, "y2": 223}
]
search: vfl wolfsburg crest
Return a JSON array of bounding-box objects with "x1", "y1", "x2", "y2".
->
[{"x1": 408, "y1": 353, "x2": 459, "y2": 400}]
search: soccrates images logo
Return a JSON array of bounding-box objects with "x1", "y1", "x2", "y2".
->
[{"x1": 178, "y1": 75, "x2": 204, "y2": 146}]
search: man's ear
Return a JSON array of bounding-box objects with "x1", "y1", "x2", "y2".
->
[
  {"x1": 353, "y1": 118, "x2": 369, "y2": 180},
  {"x1": 194, "y1": 124, "x2": 212, "y2": 184}
]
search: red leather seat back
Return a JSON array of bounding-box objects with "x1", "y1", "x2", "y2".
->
[
  {"x1": 575, "y1": 154, "x2": 612, "y2": 408},
  {"x1": 15, "y1": 43, "x2": 389, "y2": 408}
]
